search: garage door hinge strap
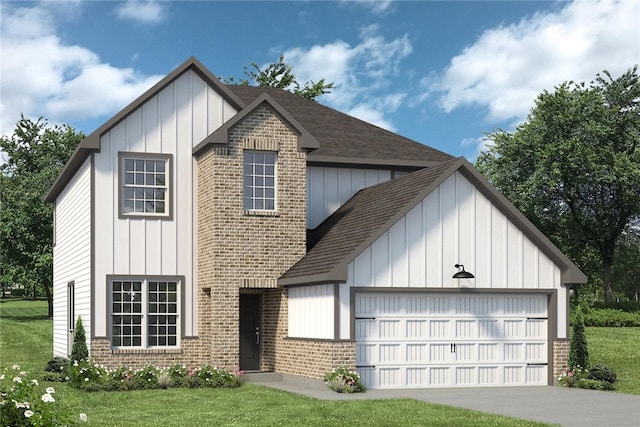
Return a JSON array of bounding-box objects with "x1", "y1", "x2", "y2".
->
[
  {"x1": 526, "y1": 363, "x2": 548, "y2": 366},
  {"x1": 355, "y1": 317, "x2": 376, "y2": 320},
  {"x1": 526, "y1": 317, "x2": 548, "y2": 320},
  {"x1": 356, "y1": 365, "x2": 376, "y2": 369}
]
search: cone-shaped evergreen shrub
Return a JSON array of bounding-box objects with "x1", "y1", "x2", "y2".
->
[
  {"x1": 569, "y1": 305, "x2": 589, "y2": 369},
  {"x1": 70, "y1": 316, "x2": 89, "y2": 362}
]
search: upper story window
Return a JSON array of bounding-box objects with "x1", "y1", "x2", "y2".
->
[
  {"x1": 243, "y1": 151, "x2": 276, "y2": 211},
  {"x1": 119, "y1": 153, "x2": 172, "y2": 219}
]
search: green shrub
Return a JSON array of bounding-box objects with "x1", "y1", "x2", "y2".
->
[
  {"x1": 67, "y1": 359, "x2": 108, "y2": 390},
  {"x1": 69, "y1": 317, "x2": 89, "y2": 363},
  {"x1": 569, "y1": 305, "x2": 589, "y2": 369},
  {"x1": 587, "y1": 364, "x2": 617, "y2": 384},
  {"x1": 582, "y1": 308, "x2": 640, "y2": 327},
  {"x1": 323, "y1": 366, "x2": 366, "y2": 393},
  {"x1": 45, "y1": 356, "x2": 69, "y2": 373},
  {"x1": 574, "y1": 378, "x2": 616, "y2": 390},
  {"x1": 195, "y1": 364, "x2": 244, "y2": 388}
]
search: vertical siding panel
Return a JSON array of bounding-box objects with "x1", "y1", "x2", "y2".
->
[
  {"x1": 110, "y1": 122, "x2": 130, "y2": 274},
  {"x1": 389, "y1": 217, "x2": 407, "y2": 287},
  {"x1": 475, "y1": 189, "x2": 492, "y2": 287},
  {"x1": 160, "y1": 82, "x2": 177, "y2": 274},
  {"x1": 176, "y1": 73, "x2": 193, "y2": 277},
  {"x1": 372, "y1": 232, "x2": 390, "y2": 286},
  {"x1": 456, "y1": 173, "x2": 475, "y2": 285},
  {"x1": 339, "y1": 283, "x2": 351, "y2": 339},
  {"x1": 365, "y1": 169, "x2": 379, "y2": 187},
  {"x1": 424, "y1": 191, "x2": 442, "y2": 286},
  {"x1": 406, "y1": 202, "x2": 424, "y2": 287},
  {"x1": 507, "y1": 222, "x2": 522, "y2": 288},
  {"x1": 522, "y1": 239, "x2": 538, "y2": 288},
  {"x1": 439, "y1": 175, "x2": 457, "y2": 287},
  {"x1": 191, "y1": 72, "x2": 208, "y2": 144},
  {"x1": 338, "y1": 168, "x2": 353, "y2": 207},
  {"x1": 324, "y1": 167, "x2": 340, "y2": 217},
  {"x1": 307, "y1": 167, "x2": 324, "y2": 229},
  {"x1": 354, "y1": 247, "x2": 373, "y2": 286},
  {"x1": 127, "y1": 108, "x2": 144, "y2": 152},
  {"x1": 491, "y1": 206, "x2": 507, "y2": 288},
  {"x1": 379, "y1": 170, "x2": 392, "y2": 183},
  {"x1": 352, "y1": 169, "x2": 366, "y2": 193}
]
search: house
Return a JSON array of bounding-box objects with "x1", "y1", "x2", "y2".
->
[{"x1": 46, "y1": 57, "x2": 586, "y2": 389}]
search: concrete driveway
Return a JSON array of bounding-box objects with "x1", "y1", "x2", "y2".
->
[{"x1": 245, "y1": 373, "x2": 640, "y2": 426}]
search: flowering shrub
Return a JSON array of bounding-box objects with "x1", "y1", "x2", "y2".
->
[
  {"x1": 67, "y1": 359, "x2": 108, "y2": 390},
  {"x1": 0, "y1": 365, "x2": 86, "y2": 426},
  {"x1": 558, "y1": 365, "x2": 615, "y2": 390},
  {"x1": 63, "y1": 360, "x2": 244, "y2": 391},
  {"x1": 323, "y1": 367, "x2": 366, "y2": 393}
]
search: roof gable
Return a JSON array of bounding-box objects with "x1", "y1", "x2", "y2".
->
[
  {"x1": 46, "y1": 57, "x2": 245, "y2": 202},
  {"x1": 279, "y1": 157, "x2": 587, "y2": 286},
  {"x1": 192, "y1": 93, "x2": 320, "y2": 157}
]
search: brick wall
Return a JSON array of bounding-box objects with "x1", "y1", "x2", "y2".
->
[
  {"x1": 553, "y1": 339, "x2": 570, "y2": 383},
  {"x1": 197, "y1": 105, "x2": 307, "y2": 371},
  {"x1": 90, "y1": 337, "x2": 204, "y2": 369}
]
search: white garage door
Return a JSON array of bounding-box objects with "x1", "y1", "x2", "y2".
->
[{"x1": 355, "y1": 293, "x2": 548, "y2": 389}]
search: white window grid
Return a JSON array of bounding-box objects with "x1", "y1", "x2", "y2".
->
[
  {"x1": 111, "y1": 279, "x2": 179, "y2": 349},
  {"x1": 122, "y1": 158, "x2": 167, "y2": 215},
  {"x1": 243, "y1": 151, "x2": 276, "y2": 211}
]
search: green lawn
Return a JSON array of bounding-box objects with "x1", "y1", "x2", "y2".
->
[
  {"x1": 6, "y1": 299, "x2": 637, "y2": 425},
  {"x1": 586, "y1": 326, "x2": 640, "y2": 395}
]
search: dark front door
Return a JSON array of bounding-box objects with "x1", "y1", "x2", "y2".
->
[{"x1": 239, "y1": 294, "x2": 261, "y2": 371}]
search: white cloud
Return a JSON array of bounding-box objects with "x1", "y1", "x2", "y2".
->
[
  {"x1": 115, "y1": 0, "x2": 166, "y2": 25},
  {"x1": 283, "y1": 25, "x2": 412, "y2": 130},
  {"x1": 0, "y1": 2, "x2": 163, "y2": 134},
  {"x1": 432, "y1": 0, "x2": 640, "y2": 124}
]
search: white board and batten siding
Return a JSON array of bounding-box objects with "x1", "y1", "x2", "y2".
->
[
  {"x1": 307, "y1": 166, "x2": 394, "y2": 229},
  {"x1": 53, "y1": 158, "x2": 92, "y2": 357},
  {"x1": 92, "y1": 70, "x2": 238, "y2": 338},
  {"x1": 355, "y1": 293, "x2": 549, "y2": 389},
  {"x1": 344, "y1": 171, "x2": 568, "y2": 339},
  {"x1": 288, "y1": 284, "x2": 335, "y2": 339}
]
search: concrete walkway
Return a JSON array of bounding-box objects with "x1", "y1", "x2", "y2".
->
[{"x1": 244, "y1": 373, "x2": 640, "y2": 426}]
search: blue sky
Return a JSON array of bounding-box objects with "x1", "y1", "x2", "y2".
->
[{"x1": 1, "y1": 0, "x2": 638, "y2": 160}]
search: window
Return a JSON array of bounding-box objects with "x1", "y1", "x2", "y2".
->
[
  {"x1": 67, "y1": 282, "x2": 75, "y2": 332},
  {"x1": 119, "y1": 153, "x2": 171, "y2": 218},
  {"x1": 243, "y1": 151, "x2": 276, "y2": 211},
  {"x1": 110, "y1": 278, "x2": 180, "y2": 348}
]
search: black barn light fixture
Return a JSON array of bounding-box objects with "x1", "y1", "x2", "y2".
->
[{"x1": 453, "y1": 264, "x2": 475, "y2": 279}]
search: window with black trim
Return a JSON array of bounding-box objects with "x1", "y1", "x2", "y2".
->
[
  {"x1": 243, "y1": 151, "x2": 276, "y2": 211},
  {"x1": 110, "y1": 278, "x2": 180, "y2": 348},
  {"x1": 119, "y1": 153, "x2": 171, "y2": 218}
]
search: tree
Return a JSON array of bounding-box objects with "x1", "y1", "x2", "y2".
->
[
  {"x1": 69, "y1": 316, "x2": 89, "y2": 362},
  {"x1": 568, "y1": 305, "x2": 589, "y2": 369},
  {"x1": 0, "y1": 116, "x2": 83, "y2": 316},
  {"x1": 476, "y1": 66, "x2": 640, "y2": 302},
  {"x1": 223, "y1": 54, "x2": 335, "y2": 100}
]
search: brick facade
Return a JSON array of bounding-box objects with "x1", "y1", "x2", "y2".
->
[{"x1": 196, "y1": 105, "x2": 308, "y2": 371}]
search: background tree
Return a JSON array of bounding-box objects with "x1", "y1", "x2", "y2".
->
[
  {"x1": 0, "y1": 116, "x2": 83, "y2": 316},
  {"x1": 476, "y1": 66, "x2": 640, "y2": 302},
  {"x1": 223, "y1": 54, "x2": 335, "y2": 100}
]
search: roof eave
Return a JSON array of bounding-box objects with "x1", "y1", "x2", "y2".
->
[
  {"x1": 278, "y1": 267, "x2": 348, "y2": 287},
  {"x1": 307, "y1": 155, "x2": 446, "y2": 169}
]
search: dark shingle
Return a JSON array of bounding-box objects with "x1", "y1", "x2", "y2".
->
[{"x1": 226, "y1": 86, "x2": 454, "y2": 165}]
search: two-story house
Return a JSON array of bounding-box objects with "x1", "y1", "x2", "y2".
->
[{"x1": 46, "y1": 57, "x2": 586, "y2": 389}]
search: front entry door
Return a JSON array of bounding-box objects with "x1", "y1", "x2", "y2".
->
[{"x1": 239, "y1": 294, "x2": 261, "y2": 371}]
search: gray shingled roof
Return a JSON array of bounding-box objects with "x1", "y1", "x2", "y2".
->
[{"x1": 226, "y1": 85, "x2": 454, "y2": 166}]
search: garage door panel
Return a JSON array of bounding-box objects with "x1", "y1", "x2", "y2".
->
[{"x1": 355, "y1": 292, "x2": 549, "y2": 389}]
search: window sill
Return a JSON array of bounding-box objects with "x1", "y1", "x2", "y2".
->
[
  {"x1": 110, "y1": 348, "x2": 182, "y2": 355},
  {"x1": 244, "y1": 210, "x2": 279, "y2": 217}
]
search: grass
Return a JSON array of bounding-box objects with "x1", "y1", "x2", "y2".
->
[
  {"x1": 586, "y1": 327, "x2": 640, "y2": 395},
  {"x1": 15, "y1": 299, "x2": 640, "y2": 426}
]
